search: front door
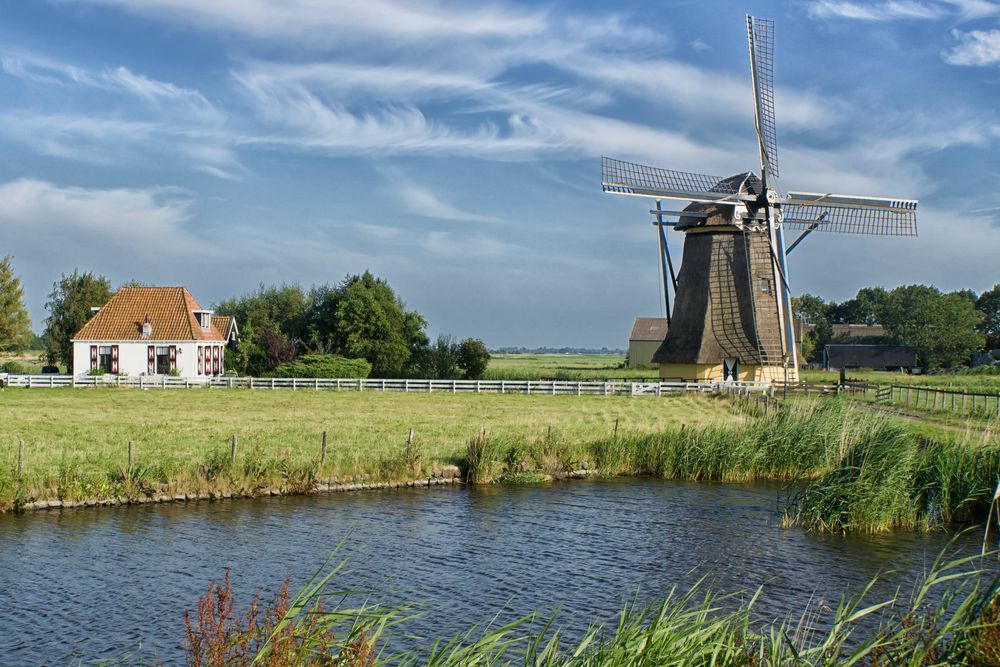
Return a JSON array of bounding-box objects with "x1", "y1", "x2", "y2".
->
[{"x1": 723, "y1": 358, "x2": 739, "y2": 381}]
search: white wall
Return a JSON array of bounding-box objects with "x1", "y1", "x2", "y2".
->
[{"x1": 72, "y1": 341, "x2": 225, "y2": 379}]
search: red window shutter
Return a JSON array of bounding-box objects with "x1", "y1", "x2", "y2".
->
[
  {"x1": 111, "y1": 345, "x2": 119, "y2": 374},
  {"x1": 219, "y1": 348, "x2": 224, "y2": 375},
  {"x1": 169, "y1": 346, "x2": 176, "y2": 371},
  {"x1": 148, "y1": 346, "x2": 155, "y2": 374},
  {"x1": 197, "y1": 346, "x2": 203, "y2": 375},
  {"x1": 213, "y1": 346, "x2": 219, "y2": 375},
  {"x1": 90, "y1": 345, "x2": 98, "y2": 370}
]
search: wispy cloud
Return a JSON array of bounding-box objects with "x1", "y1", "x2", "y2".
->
[
  {"x1": 944, "y1": 29, "x2": 1000, "y2": 65},
  {"x1": 394, "y1": 182, "x2": 501, "y2": 223},
  {"x1": 66, "y1": 0, "x2": 549, "y2": 44},
  {"x1": 1, "y1": 52, "x2": 216, "y2": 117},
  {"x1": 808, "y1": 1, "x2": 948, "y2": 20}
]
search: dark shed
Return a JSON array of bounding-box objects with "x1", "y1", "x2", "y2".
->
[{"x1": 823, "y1": 344, "x2": 917, "y2": 370}]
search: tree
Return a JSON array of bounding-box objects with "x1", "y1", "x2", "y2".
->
[
  {"x1": 216, "y1": 283, "x2": 310, "y2": 344},
  {"x1": 976, "y1": 284, "x2": 1000, "y2": 350},
  {"x1": 323, "y1": 272, "x2": 428, "y2": 377},
  {"x1": 44, "y1": 270, "x2": 112, "y2": 371},
  {"x1": 792, "y1": 293, "x2": 832, "y2": 362},
  {"x1": 457, "y1": 338, "x2": 490, "y2": 379},
  {"x1": 831, "y1": 286, "x2": 888, "y2": 324},
  {"x1": 429, "y1": 335, "x2": 459, "y2": 379},
  {"x1": 258, "y1": 326, "x2": 297, "y2": 373},
  {"x1": 0, "y1": 256, "x2": 33, "y2": 353},
  {"x1": 879, "y1": 284, "x2": 984, "y2": 368}
]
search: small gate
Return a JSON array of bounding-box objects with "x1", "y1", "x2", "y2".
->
[{"x1": 875, "y1": 386, "x2": 891, "y2": 404}]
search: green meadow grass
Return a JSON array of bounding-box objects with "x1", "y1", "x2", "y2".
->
[
  {"x1": 0, "y1": 388, "x2": 739, "y2": 506},
  {"x1": 483, "y1": 354, "x2": 651, "y2": 380},
  {"x1": 801, "y1": 368, "x2": 1000, "y2": 393}
]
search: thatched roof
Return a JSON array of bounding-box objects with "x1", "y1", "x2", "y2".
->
[{"x1": 629, "y1": 317, "x2": 669, "y2": 342}]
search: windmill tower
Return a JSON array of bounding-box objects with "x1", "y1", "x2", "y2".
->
[{"x1": 602, "y1": 16, "x2": 917, "y2": 384}]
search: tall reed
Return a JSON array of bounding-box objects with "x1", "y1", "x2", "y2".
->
[{"x1": 191, "y1": 546, "x2": 1000, "y2": 666}]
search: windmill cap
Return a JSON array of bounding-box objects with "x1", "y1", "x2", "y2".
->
[{"x1": 676, "y1": 172, "x2": 761, "y2": 231}]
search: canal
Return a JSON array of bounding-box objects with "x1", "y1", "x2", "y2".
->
[{"x1": 0, "y1": 478, "x2": 986, "y2": 665}]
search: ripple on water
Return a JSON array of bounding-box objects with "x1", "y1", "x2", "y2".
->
[{"x1": 0, "y1": 479, "x2": 988, "y2": 666}]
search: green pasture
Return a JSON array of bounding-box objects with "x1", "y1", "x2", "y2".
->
[
  {"x1": 800, "y1": 368, "x2": 1000, "y2": 392},
  {"x1": 484, "y1": 353, "x2": 649, "y2": 380},
  {"x1": 0, "y1": 388, "x2": 738, "y2": 503}
]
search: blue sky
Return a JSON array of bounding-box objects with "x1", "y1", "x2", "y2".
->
[{"x1": 1, "y1": 0, "x2": 998, "y2": 347}]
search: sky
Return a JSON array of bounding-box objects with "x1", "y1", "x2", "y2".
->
[{"x1": 0, "y1": 0, "x2": 998, "y2": 348}]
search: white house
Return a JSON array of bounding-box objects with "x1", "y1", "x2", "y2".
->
[{"x1": 72, "y1": 286, "x2": 238, "y2": 379}]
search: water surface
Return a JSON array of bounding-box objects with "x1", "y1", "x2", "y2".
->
[{"x1": 0, "y1": 479, "x2": 986, "y2": 665}]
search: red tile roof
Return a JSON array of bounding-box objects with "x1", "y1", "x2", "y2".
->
[
  {"x1": 73, "y1": 287, "x2": 227, "y2": 342},
  {"x1": 212, "y1": 315, "x2": 235, "y2": 339}
]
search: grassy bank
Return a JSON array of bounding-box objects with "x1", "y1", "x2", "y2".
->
[
  {"x1": 184, "y1": 548, "x2": 1000, "y2": 666},
  {"x1": 2, "y1": 389, "x2": 997, "y2": 534},
  {"x1": 0, "y1": 388, "x2": 739, "y2": 509},
  {"x1": 469, "y1": 398, "x2": 1000, "y2": 532}
]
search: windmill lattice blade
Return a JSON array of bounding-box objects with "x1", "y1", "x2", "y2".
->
[
  {"x1": 782, "y1": 202, "x2": 917, "y2": 236},
  {"x1": 601, "y1": 157, "x2": 755, "y2": 203},
  {"x1": 747, "y1": 16, "x2": 778, "y2": 178}
]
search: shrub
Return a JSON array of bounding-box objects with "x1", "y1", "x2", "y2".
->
[
  {"x1": 1, "y1": 360, "x2": 26, "y2": 374},
  {"x1": 273, "y1": 354, "x2": 371, "y2": 379}
]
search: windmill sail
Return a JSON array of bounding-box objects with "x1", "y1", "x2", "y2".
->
[
  {"x1": 601, "y1": 157, "x2": 756, "y2": 203},
  {"x1": 783, "y1": 193, "x2": 918, "y2": 236},
  {"x1": 747, "y1": 16, "x2": 778, "y2": 180}
]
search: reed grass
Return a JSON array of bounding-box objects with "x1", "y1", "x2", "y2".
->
[{"x1": 187, "y1": 545, "x2": 1000, "y2": 666}]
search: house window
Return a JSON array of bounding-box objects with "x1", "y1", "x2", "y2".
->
[
  {"x1": 156, "y1": 346, "x2": 171, "y2": 374},
  {"x1": 760, "y1": 279, "x2": 770, "y2": 294},
  {"x1": 98, "y1": 346, "x2": 114, "y2": 373}
]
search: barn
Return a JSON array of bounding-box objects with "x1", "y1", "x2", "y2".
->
[
  {"x1": 823, "y1": 344, "x2": 917, "y2": 371},
  {"x1": 628, "y1": 318, "x2": 669, "y2": 368}
]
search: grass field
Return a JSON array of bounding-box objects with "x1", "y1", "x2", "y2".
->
[
  {"x1": 483, "y1": 354, "x2": 651, "y2": 380},
  {"x1": 801, "y1": 367, "x2": 1000, "y2": 392},
  {"x1": 0, "y1": 388, "x2": 740, "y2": 506},
  {"x1": 0, "y1": 350, "x2": 52, "y2": 374}
]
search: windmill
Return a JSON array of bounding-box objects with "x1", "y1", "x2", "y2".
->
[{"x1": 602, "y1": 15, "x2": 917, "y2": 384}]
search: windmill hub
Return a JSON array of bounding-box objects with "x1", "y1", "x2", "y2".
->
[{"x1": 600, "y1": 15, "x2": 918, "y2": 386}]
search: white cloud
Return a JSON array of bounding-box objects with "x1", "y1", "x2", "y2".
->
[
  {"x1": 0, "y1": 179, "x2": 195, "y2": 258},
  {"x1": 394, "y1": 182, "x2": 501, "y2": 223},
  {"x1": 944, "y1": 29, "x2": 1000, "y2": 65},
  {"x1": 65, "y1": 0, "x2": 548, "y2": 44},
  {"x1": 808, "y1": 0, "x2": 947, "y2": 20},
  {"x1": 1, "y1": 52, "x2": 216, "y2": 117}
]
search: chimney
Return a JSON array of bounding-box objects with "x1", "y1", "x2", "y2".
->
[{"x1": 141, "y1": 315, "x2": 152, "y2": 340}]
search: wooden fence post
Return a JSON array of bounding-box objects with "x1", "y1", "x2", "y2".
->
[
  {"x1": 320, "y1": 431, "x2": 327, "y2": 467},
  {"x1": 128, "y1": 440, "x2": 134, "y2": 469},
  {"x1": 17, "y1": 439, "x2": 24, "y2": 479},
  {"x1": 406, "y1": 428, "x2": 414, "y2": 461},
  {"x1": 613, "y1": 418, "x2": 619, "y2": 440},
  {"x1": 231, "y1": 435, "x2": 237, "y2": 464},
  {"x1": 547, "y1": 424, "x2": 552, "y2": 446}
]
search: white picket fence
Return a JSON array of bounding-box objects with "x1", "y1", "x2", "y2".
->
[{"x1": 0, "y1": 373, "x2": 772, "y2": 396}]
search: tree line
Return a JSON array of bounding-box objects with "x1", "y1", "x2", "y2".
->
[
  {"x1": 793, "y1": 284, "x2": 999, "y2": 368},
  {"x1": 0, "y1": 258, "x2": 489, "y2": 379}
]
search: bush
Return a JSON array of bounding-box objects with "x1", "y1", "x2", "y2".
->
[
  {"x1": 1, "y1": 361, "x2": 26, "y2": 374},
  {"x1": 273, "y1": 354, "x2": 371, "y2": 378}
]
